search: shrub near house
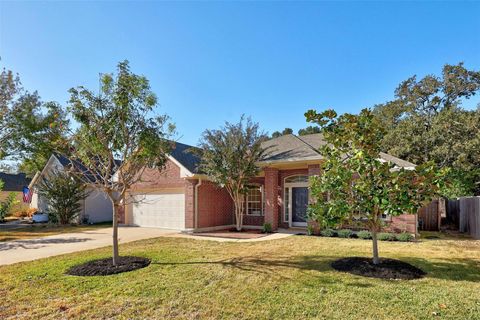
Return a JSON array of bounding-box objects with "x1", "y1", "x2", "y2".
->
[{"x1": 38, "y1": 171, "x2": 89, "y2": 224}]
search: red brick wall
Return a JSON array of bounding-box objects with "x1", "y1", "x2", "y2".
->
[
  {"x1": 185, "y1": 179, "x2": 196, "y2": 229},
  {"x1": 385, "y1": 214, "x2": 417, "y2": 234},
  {"x1": 264, "y1": 168, "x2": 279, "y2": 230},
  {"x1": 244, "y1": 215, "x2": 264, "y2": 226},
  {"x1": 307, "y1": 164, "x2": 320, "y2": 176},
  {"x1": 130, "y1": 160, "x2": 184, "y2": 191},
  {"x1": 197, "y1": 181, "x2": 234, "y2": 228}
]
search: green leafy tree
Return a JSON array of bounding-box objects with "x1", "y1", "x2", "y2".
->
[
  {"x1": 271, "y1": 127, "x2": 293, "y2": 138},
  {"x1": 198, "y1": 116, "x2": 267, "y2": 231},
  {"x1": 298, "y1": 125, "x2": 321, "y2": 136},
  {"x1": 65, "y1": 60, "x2": 173, "y2": 265},
  {"x1": 0, "y1": 65, "x2": 68, "y2": 175},
  {"x1": 305, "y1": 108, "x2": 446, "y2": 264},
  {"x1": 38, "y1": 171, "x2": 89, "y2": 224},
  {"x1": 373, "y1": 63, "x2": 480, "y2": 195},
  {"x1": 0, "y1": 180, "x2": 18, "y2": 222}
]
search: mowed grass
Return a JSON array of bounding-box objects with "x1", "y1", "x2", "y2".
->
[
  {"x1": 0, "y1": 234, "x2": 479, "y2": 319},
  {"x1": 0, "y1": 222, "x2": 111, "y2": 242}
]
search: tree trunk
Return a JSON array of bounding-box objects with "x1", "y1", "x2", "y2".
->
[
  {"x1": 112, "y1": 203, "x2": 120, "y2": 266},
  {"x1": 235, "y1": 200, "x2": 241, "y2": 231},
  {"x1": 371, "y1": 230, "x2": 380, "y2": 265},
  {"x1": 234, "y1": 197, "x2": 244, "y2": 231}
]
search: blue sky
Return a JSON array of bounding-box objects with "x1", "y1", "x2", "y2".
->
[{"x1": 1, "y1": 1, "x2": 479, "y2": 145}]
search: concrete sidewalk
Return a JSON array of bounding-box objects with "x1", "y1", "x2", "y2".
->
[
  {"x1": 172, "y1": 232, "x2": 293, "y2": 243},
  {"x1": 0, "y1": 227, "x2": 177, "y2": 266}
]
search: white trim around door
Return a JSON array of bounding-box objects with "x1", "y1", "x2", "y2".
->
[{"x1": 284, "y1": 175, "x2": 309, "y2": 228}]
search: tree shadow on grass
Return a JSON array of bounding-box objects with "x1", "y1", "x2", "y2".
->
[
  {"x1": 404, "y1": 257, "x2": 480, "y2": 282},
  {"x1": 152, "y1": 255, "x2": 480, "y2": 282},
  {"x1": 152, "y1": 255, "x2": 334, "y2": 280},
  {"x1": 0, "y1": 237, "x2": 92, "y2": 251}
]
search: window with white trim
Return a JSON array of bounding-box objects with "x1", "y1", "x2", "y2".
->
[{"x1": 246, "y1": 186, "x2": 263, "y2": 215}]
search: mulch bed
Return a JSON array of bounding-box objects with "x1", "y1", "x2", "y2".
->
[
  {"x1": 331, "y1": 257, "x2": 426, "y2": 280},
  {"x1": 66, "y1": 256, "x2": 150, "y2": 276}
]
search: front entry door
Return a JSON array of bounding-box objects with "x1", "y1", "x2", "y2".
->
[{"x1": 292, "y1": 187, "x2": 308, "y2": 226}]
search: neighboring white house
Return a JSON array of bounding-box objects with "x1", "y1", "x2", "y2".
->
[{"x1": 29, "y1": 154, "x2": 113, "y2": 224}]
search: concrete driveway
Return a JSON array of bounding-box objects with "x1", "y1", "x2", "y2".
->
[{"x1": 0, "y1": 227, "x2": 177, "y2": 266}]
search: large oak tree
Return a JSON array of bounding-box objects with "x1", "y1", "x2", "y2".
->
[{"x1": 373, "y1": 63, "x2": 480, "y2": 196}]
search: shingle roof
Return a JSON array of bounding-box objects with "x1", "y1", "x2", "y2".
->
[
  {"x1": 54, "y1": 142, "x2": 202, "y2": 179},
  {"x1": 259, "y1": 133, "x2": 416, "y2": 168},
  {"x1": 170, "y1": 142, "x2": 202, "y2": 174},
  {"x1": 0, "y1": 172, "x2": 31, "y2": 191},
  {"x1": 260, "y1": 134, "x2": 322, "y2": 163}
]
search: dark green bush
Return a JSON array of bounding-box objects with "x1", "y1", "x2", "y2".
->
[
  {"x1": 320, "y1": 229, "x2": 336, "y2": 237},
  {"x1": 0, "y1": 192, "x2": 17, "y2": 222},
  {"x1": 262, "y1": 222, "x2": 272, "y2": 234},
  {"x1": 337, "y1": 229, "x2": 353, "y2": 238},
  {"x1": 357, "y1": 230, "x2": 372, "y2": 239},
  {"x1": 378, "y1": 233, "x2": 396, "y2": 241},
  {"x1": 396, "y1": 232, "x2": 414, "y2": 242},
  {"x1": 38, "y1": 171, "x2": 89, "y2": 224}
]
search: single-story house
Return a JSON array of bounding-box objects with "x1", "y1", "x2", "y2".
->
[
  {"x1": 0, "y1": 172, "x2": 31, "y2": 214},
  {"x1": 29, "y1": 154, "x2": 113, "y2": 223},
  {"x1": 120, "y1": 134, "x2": 418, "y2": 234}
]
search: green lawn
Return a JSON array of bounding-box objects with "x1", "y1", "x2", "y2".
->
[
  {"x1": 0, "y1": 222, "x2": 111, "y2": 242},
  {"x1": 0, "y1": 234, "x2": 479, "y2": 319}
]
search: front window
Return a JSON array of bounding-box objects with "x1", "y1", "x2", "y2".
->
[{"x1": 246, "y1": 185, "x2": 263, "y2": 215}]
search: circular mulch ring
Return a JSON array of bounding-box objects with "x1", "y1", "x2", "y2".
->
[
  {"x1": 331, "y1": 257, "x2": 426, "y2": 280},
  {"x1": 66, "y1": 256, "x2": 151, "y2": 276}
]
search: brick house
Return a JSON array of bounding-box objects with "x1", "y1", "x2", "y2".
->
[{"x1": 121, "y1": 133, "x2": 418, "y2": 234}]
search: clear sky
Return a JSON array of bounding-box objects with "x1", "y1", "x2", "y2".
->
[{"x1": 1, "y1": 1, "x2": 479, "y2": 146}]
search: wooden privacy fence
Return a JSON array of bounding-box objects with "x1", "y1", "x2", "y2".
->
[
  {"x1": 458, "y1": 197, "x2": 480, "y2": 239},
  {"x1": 447, "y1": 197, "x2": 480, "y2": 239},
  {"x1": 446, "y1": 198, "x2": 460, "y2": 228},
  {"x1": 418, "y1": 199, "x2": 443, "y2": 231}
]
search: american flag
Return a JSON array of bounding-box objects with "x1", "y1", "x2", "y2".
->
[{"x1": 23, "y1": 186, "x2": 33, "y2": 203}]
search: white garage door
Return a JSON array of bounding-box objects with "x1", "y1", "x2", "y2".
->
[{"x1": 132, "y1": 193, "x2": 185, "y2": 230}]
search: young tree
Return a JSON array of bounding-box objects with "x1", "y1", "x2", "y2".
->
[
  {"x1": 305, "y1": 108, "x2": 446, "y2": 264},
  {"x1": 65, "y1": 60, "x2": 173, "y2": 265},
  {"x1": 38, "y1": 171, "x2": 89, "y2": 224},
  {"x1": 198, "y1": 117, "x2": 267, "y2": 231}
]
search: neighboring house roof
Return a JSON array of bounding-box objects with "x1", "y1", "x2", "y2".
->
[
  {"x1": 0, "y1": 172, "x2": 31, "y2": 191},
  {"x1": 259, "y1": 133, "x2": 416, "y2": 168}
]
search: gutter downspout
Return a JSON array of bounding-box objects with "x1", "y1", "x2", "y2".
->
[{"x1": 194, "y1": 178, "x2": 202, "y2": 230}]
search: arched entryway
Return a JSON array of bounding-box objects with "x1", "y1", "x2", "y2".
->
[{"x1": 284, "y1": 175, "x2": 309, "y2": 227}]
